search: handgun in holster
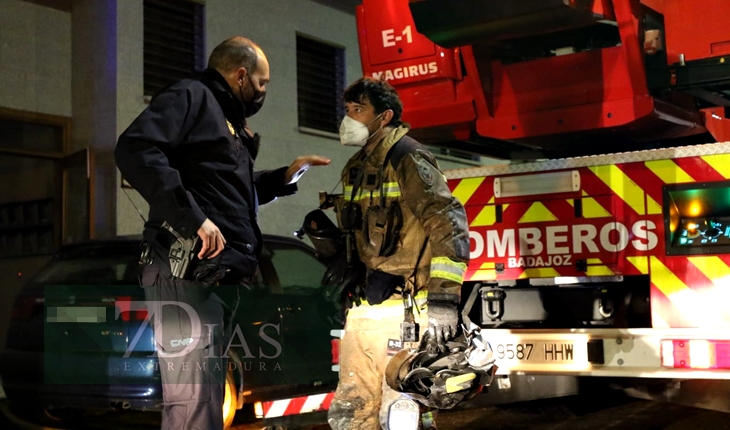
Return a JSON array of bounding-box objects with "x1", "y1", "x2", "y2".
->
[{"x1": 161, "y1": 221, "x2": 201, "y2": 279}]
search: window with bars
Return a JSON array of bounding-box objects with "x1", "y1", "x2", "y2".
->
[
  {"x1": 297, "y1": 34, "x2": 346, "y2": 135},
  {"x1": 143, "y1": 0, "x2": 205, "y2": 97}
]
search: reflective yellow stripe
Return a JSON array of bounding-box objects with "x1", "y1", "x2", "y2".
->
[
  {"x1": 343, "y1": 184, "x2": 401, "y2": 202},
  {"x1": 585, "y1": 258, "x2": 613, "y2": 276},
  {"x1": 445, "y1": 373, "x2": 477, "y2": 393},
  {"x1": 589, "y1": 164, "x2": 645, "y2": 215},
  {"x1": 566, "y1": 193, "x2": 613, "y2": 219},
  {"x1": 626, "y1": 256, "x2": 649, "y2": 274},
  {"x1": 650, "y1": 256, "x2": 729, "y2": 327},
  {"x1": 518, "y1": 202, "x2": 558, "y2": 223},
  {"x1": 645, "y1": 159, "x2": 694, "y2": 184},
  {"x1": 471, "y1": 270, "x2": 496, "y2": 280},
  {"x1": 701, "y1": 154, "x2": 730, "y2": 179},
  {"x1": 519, "y1": 268, "x2": 561, "y2": 278},
  {"x1": 451, "y1": 177, "x2": 485, "y2": 206},
  {"x1": 471, "y1": 206, "x2": 497, "y2": 227},
  {"x1": 647, "y1": 195, "x2": 663, "y2": 215},
  {"x1": 471, "y1": 197, "x2": 510, "y2": 227},
  {"x1": 585, "y1": 265, "x2": 614, "y2": 276},
  {"x1": 581, "y1": 197, "x2": 612, "y2": 219},
  {"x1": 688, "y1": 256, "x2": 730, "y2": 284},
  {"x1": 430, "y1": 257, "x2": 467, "y2": 283}
]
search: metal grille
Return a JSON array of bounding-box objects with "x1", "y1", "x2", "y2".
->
[
  {"x1": 144, "y1": 0, "x2": 205, "y2": 97},
  {"x1": 297, "y1": 35, "x2": 346, "y2": 134}
]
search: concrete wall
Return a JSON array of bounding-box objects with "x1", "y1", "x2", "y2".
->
[
  {"x1": 0, "y1": 0, "x2": 72, "y2": 353},
  {"x1": 71, "y1": 0, "x2": 119, "y2": 241},
  {"x1": 204, "y1": 0, "x2": 363, "y2": 237},
  {"x1": 115, "y1": 0, "x2": 148, "y2": 236},
  {"x1": 0, "y1": 0, "x2": 72, "y2": 117}
]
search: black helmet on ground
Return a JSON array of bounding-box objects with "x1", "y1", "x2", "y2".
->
[{"x1": 385, "y1": 326, "x2": 498, "y2": 410}]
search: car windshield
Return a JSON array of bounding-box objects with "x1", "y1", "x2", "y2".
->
[
  {"x1": 33, "y1": 258, "x2": 136, "y2": 286},
  {"x1": 29, "y1": 244, "x2": 140, "y2": 288}
]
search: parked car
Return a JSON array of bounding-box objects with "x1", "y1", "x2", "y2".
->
[{"x1": 1, "y1": 234, "x2": 341, "y2": 428}]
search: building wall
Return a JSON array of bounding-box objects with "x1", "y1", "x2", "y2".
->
[
  {"x1": 115, "y1": 0, "x2": 149, "y2": 236},
  {"x1": 0, "y1": 0, "x2": 73, "y2": 350},
  {"x1": 0, "y1": 0, "x2": 72, "y2": 117}
]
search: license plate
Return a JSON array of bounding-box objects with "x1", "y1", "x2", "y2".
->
[{"x1": 490, "y1": 339, "x2": 588, "y2": 369}]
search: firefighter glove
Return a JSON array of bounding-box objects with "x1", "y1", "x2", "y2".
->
[{"x1": 427, "y1": 300, "x2": 459, "y2": 352}]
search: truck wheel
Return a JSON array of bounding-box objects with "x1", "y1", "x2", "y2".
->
[{"x1": 222, "y1": 369, "x2": 237, "y2": 429}]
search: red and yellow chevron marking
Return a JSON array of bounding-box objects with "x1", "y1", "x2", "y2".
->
[{"x1": 448, "y1": 148, "x2": 730, "y2": 329}]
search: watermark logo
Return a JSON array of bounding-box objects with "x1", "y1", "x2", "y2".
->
[{"x1": 118, "y1": 300, "x2": 283, "y2": 360}]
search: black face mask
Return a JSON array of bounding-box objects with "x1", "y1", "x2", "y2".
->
[{"x1": 240, "y1": 74, "x2": 266, "y2": 118}]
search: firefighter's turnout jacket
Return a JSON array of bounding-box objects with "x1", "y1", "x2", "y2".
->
[{"x1": 336, "y1": 125, "x2": 470, "y2": 301}]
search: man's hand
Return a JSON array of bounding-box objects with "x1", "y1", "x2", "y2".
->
[
  {"x1": 427, "y1": 300, "x2": 459, "y2": 352},
  {"x1": 285, "y1": 155, "x2": 331, "y2": 185},
  {"x1": 197, "y1": 218, "x2": 226, "y2": 259}
]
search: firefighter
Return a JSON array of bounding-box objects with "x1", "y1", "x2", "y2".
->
[
  {"x1": 114, "y1": 36, "x2": 330, "y2": 430},
  {"x1": 326, "y1": 77, "x2": 471, "y2": 430}
]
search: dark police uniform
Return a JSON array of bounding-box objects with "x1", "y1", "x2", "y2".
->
[{"x1": 115, "y1": 68, "x2": 296, "y2": 430}]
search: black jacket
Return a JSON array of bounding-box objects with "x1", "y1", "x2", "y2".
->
[{"x1": 115, "y1": 68, "x2": 296, "y2": 279}]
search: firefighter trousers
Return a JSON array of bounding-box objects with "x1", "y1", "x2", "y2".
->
[
  {"x1": 327, "y1": 293, "x2": 433, "y2": 430},
  {"x1": 141, "y1": 263, "x2": 241, "y2": 430}
]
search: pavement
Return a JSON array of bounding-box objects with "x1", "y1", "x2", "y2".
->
[{"x1": 3, "y1": 384, "x2": 730, "y2": 430}]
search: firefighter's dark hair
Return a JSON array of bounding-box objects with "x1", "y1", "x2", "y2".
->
[
  {"x1": 343, "y1": 77, "x2": 403, "y2": 127},
  {"x1": 208, "y1": 36, "x2": 260, "y2": 75}
]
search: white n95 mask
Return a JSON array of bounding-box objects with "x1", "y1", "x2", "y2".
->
[{"x1": 339, "y1": 113, "x2": 384, "y2": 147}]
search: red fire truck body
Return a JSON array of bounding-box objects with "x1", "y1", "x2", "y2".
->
[
  {"x1": 355, "y1": 0, "x2": 730, "y2": 157},
  {"x1": 446, "y1": 142, "x2": 730, "y2": 379}
]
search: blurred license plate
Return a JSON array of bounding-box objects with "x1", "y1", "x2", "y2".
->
[{"x1": 46, "y1": 306, "x2": 107, "y2": 323}]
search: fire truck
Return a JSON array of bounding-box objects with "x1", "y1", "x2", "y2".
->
[
  {"x1": 356, "y1": 0, "x2": 730, "y2": 412},
  {"x1": 257, "y1": 0, "x2": 730, "y2": 424}
]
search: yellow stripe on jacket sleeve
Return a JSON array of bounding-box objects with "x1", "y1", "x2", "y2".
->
[{"x1": 430, "y1": 257, "x2": 467, "y2": 284}]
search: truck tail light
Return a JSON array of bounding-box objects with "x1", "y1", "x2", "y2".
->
[
  {"x1": 330, "y1": 329, "x2": 343, "y2": 372},
  {"x1": 661, "y1": 340, "x2": 730, "y2": 369},
  {"x1": 331, "y1": 338, "x2": 340, "y2": 365}
]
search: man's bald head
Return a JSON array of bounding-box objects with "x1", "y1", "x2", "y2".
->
[
  {"x1": 208, "y1": 36, "x2": 261, "y2": 75},
  {"x1": 208, "y1": 36, "x2": 271, "y2": 115}
]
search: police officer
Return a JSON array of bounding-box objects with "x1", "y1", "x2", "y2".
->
[
  {"x1": 114, "y1": 36, "x2": 330, "y2": 430},
  {"x1": 326, "y1": 77, "x2": 470, "y2": 429}
]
